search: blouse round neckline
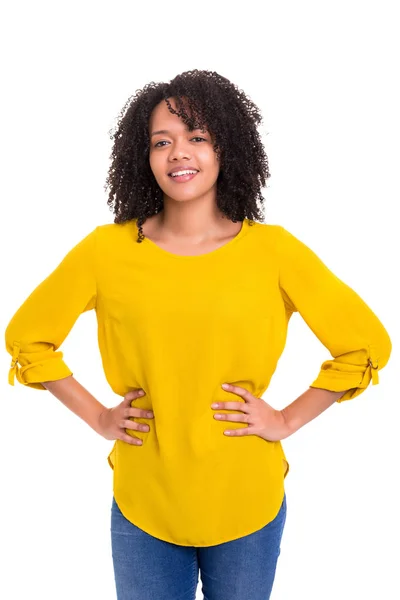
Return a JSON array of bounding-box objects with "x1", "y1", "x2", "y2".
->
[{"x1": 133, "y1": 218, "x2": 251, "y2": 260}]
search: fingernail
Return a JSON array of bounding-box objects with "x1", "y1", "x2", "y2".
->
[
  {"x1": 146, "y1": 412, "x2": 153, "y2": 418},
  {"x1": 221, "y1": 383, "x2": 229, "y2": 389},
  {"x1": 138, "y1": 390, "x2": 145, "y2": 395},
  {"x1": 211, "y1": 403, "x2": 219, "y2": 408}
]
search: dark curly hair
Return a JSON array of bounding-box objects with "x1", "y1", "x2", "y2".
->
[{"x1": 104, "y1": 69, "x2": 271, "y2": 242}]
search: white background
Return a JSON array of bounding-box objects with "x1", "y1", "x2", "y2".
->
[{"x1": 1, "y1": 1, "x2": 399, "y2": 598}]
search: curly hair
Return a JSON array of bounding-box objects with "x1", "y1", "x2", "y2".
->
[{"x1": 104, "y1": 69, "x2": 271, "y2": 242}]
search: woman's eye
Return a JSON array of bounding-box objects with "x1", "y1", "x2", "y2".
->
[{"x1": 154, "y1": 137, "x2": 206, "y2": 148}]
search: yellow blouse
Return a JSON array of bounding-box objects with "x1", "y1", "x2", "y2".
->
[{"x1": 5, "y1": 218, "x2": 392, "y2": 546}]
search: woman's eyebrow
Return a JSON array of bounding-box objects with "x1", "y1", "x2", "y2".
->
[
  {"x1": 150, "y1": 129, "x2": 170, "y2": 138},
  {"x1": 150, "y1": 128, "x2": 207, "y2": 138}
]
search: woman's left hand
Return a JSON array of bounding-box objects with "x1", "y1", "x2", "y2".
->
[{"x1": 211, "y1": 383, "x2": 291, "y2": 442}]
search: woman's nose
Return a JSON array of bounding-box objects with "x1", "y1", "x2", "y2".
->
[{"x1": 168, "y1": 142, "x2": 192, "y2": 161}]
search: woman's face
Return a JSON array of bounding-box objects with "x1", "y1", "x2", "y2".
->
[{"x1": 148, "y1": 97, "x2": 220, "y2": 203}]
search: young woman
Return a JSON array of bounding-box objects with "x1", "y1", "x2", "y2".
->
[{"x1": 5, "y1": 69, "x2": 392, "y2": 600}]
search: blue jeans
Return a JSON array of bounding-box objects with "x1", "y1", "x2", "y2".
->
[{"x1": 111, "y1": 492, "x2": 287, "y2": 600}]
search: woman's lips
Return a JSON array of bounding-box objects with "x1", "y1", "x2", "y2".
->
[{"x1": 168, "y1": 171, "x2": 199, "y2": 183}]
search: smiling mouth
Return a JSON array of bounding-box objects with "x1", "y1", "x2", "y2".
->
[{"x1": 168, "y1": 171, "x2": 199, "y2": 182}]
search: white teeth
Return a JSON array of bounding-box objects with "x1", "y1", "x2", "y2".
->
[{"x1": 170, "y1": 170, "x2": 198, "y2": 177}]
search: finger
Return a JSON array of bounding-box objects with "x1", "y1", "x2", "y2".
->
[
  {"x1": 214, "y1": 412, "x2": 250, "y2": 423},
  {"x1": 120, "y1": 433, "x2": 143, "y2": 445},
  {"x1": 212, "y1": 401, "x2": 249, "y2": 412},
  {"x1": 126, "y1": 407, "x2": 154, "y2": 419},
  {"x1": 122, "y1": 419, "x2": 150, "y2": 432},
  {"x1": 222, "y1": 383, "x2": 253, "y2": 401},
  {"x1": 124, "y1": 389, "x2": 145, "y2": 403},
  {"x1": 224, "y1": 426, "x2": 252, "y2": 436}
]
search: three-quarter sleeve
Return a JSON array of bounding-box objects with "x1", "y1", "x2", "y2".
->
[
  {"x1": 277, "y1": 225, "x2": 392, "y2": 402},
  {"x1": 4, "y1": 227, "x2": 98, "y2": 390}
]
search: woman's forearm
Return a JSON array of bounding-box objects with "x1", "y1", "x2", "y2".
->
[
  {"x1": 42, "y1": 375, "x2": 107, "y2": 436},
  {"x1": 282, "y1": 386, "x2": 349, "y2": 436}
]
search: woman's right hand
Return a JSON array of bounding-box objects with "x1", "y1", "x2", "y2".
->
[{"x1": 98, "y1": 389, "x2": 154, "y2": 445}]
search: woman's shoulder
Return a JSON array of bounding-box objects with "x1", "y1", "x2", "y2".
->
[
  {"x1": 249, "y1": 219, "x2": 284, "y2": 233},
  {"x1": 96, "y1": 219, "x2": 136, "y2": 233},
  {"x1": 247, "y1": 219, "x2": 285, "y2": 248},
  {"x1": 95, "y1": 219, "x2": 137, "y2": 241}
]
